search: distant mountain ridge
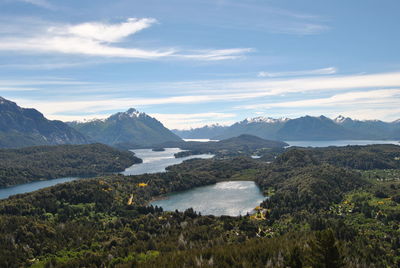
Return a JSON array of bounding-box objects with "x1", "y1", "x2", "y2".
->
[
  {"x1": 173, "y1": 115, "x2": 400, "y2": 141},
  {"x1": 172, "y1": 124, "x2": 229, "y2": 139},
  {"x1": 68, "y1": 108, "x2": 182, "y2": 147},
  {"x1": 0, "y1": 97, "x2": 89, "y2": 148}
]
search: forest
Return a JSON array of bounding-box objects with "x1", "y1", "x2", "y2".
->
[
  {"x1": 0, "y1": 144, "x2": 399, "y2": 267},
  {"x1": 0, "y1": 143, "x2": 141, "y2": 187}
]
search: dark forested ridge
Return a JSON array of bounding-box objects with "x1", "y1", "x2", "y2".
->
[
  {"x1": 0, "y1": 143, "x2": 141, "y2": 187},
  {"x1": 278, "y1": 144, "x2": 400, "y2": 170},
  {"x1": 0, "y1": 97, "x2": 89, "y2": 149},
  {"x1": 159, "y1": 134, "x2": 288, "y2": 158},
  {"x1": 0, "y1": 144, "x2": 399, "y2": 267}
]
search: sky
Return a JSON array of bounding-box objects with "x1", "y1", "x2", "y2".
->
[{"x1": 0, "y1": 0, "x2": 400, "y2": 129}]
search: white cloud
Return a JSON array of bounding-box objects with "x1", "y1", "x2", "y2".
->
[
  {"x1": 49, "y1": 112, "x2": 236, "y2": 130},
  {"x1": 0, "y1": 78, "x2": 94, "y2": 86},
  {"x1": 225, "y1": 71, "x2": 400, "y2": 96},
  {"x1": 64, "y1": 18, "x2": 157, "y2": 43},
  {"x1": 208, "y1": 1, "x2": 329, "y2": 35},
  {"x1": 0, "y1": 18, "x2": 252, "y2": 60},
  {"x1": 241, "y1": 89, "x2": 400, "y2": 109},
  {"x1": 0, "y1": 61, "x2": 100, "y2": 70},
  {"x1": 180, "y1": 48, "x2": 254, "y2": 61},
  {"x1": 8, "y1": 71, "x2": 400, "y2": 124},
  {"x1": 149, "y1": 112, "x2": 236, "y2": 129},
  {"x1": 258, "y1": 67, "x2": 337, "y2": 78},
  {"x1": 17, "y1": 0, "x2": 54, "y2": 9},
  {"x1": 0, "y1": 18, "x2": 174, "y2": 59},
  {"x1": 0, "y1": 86, "x2": 38, "y2": 91}
]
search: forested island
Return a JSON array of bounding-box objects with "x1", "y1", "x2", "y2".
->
[
  {"x1": 0, "y1": 144, "x2": 141, "y2": 188},
  {"x1": 0, "y1": 144, "x2": 399, "y2": 266},
  {"x1": 167, "y1": 134, "x2": 287, "y2": 159}
]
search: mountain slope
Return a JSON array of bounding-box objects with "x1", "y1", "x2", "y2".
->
[
  {"x1": 276, "y1": 115, "x2": 356, "y2": 140},
  {"x1": 172, "y1": 124, "x2": 229, "y2": 139},
  {"x1": 0, "y1": 97, "x2": 89, "y2": 149},
  {"x1": 334, "y1": 115, "x2": 398, "y2": 139},
  {"x1": 69, "y1": 108, "x2": 182, "y2": 147},
  {"x1": 178, "y1": 115, "x2": 400, "y2": 141},
  {"x1": 216, "y1": 117, "x2": 289, "y2": 140}
]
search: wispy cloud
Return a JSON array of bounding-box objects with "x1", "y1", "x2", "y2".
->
[
  {"x1": 16, "y1": 0, "x2": 55, "y2": 9},
  {"x1": 64, "y1": 18, "x2": 156, "y2": 42},
  {"x1": 0, "y1": 18, "x2": 174, "y2": 59},
  {"x1": 209, "y1": 1, "x2": 329, "y2": 35},
  {"x1": 0, "y1": 61, "x2": 100, "y2": 70},
  {"x1": 179, "y1": 48, "x2": 254, "y2": 61},
  {"x1": 239, "y1": 89, "x2": 400, "y2": 109},
  {"x1": 149, "y1": 112, "x2": 236, "y2": 129},
  {"x1": 0, "y1": 18, "x2": 252, "y2": 60},
  {"x1": 8, "y1": 71, "x2": 400, "y2": 123},
  {"x1": 0, "y1": 78, "x2": 94, "y2": 87},
  {"x1": 258, "y1": 67, "x2": 337, "y2": 78}
]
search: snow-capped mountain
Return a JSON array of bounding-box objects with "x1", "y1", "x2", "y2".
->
[
  {"x1": 68, "y1": 108, "x2": 182, "y2": 147},
  {"x1": 173, "y1": 115, "x2": 400, "y2": 141},
  {"x1": 242, "y1": 116, "x2": 290, "y2": 124}
]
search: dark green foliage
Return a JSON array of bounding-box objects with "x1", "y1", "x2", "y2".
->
[
  {"x1": 166, "y1": 134, "x2": 287, "y2": 158},
  {"x1": 307, "y1": 229, "x2": 342, "y2": 268},
  {"x1": 280, "y1": 144, "x2": 400, "y2": 170},
  {"x1": 258, "y1": 164, "x2": 366, "y2": 216},
  {"x1": 0, "y1": 144, "x2": 399, "y2": 267},
  {"x1": 0, "y1": 143, "x2": 141, "y2": 187}
]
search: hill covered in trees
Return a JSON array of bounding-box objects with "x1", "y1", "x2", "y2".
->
[
  {"x1": 0, "y1": 144, "x2": 399, "y2": 266},
  {"x1": 0, "y1": 143, "x2": 141, "y2": 187},
  {"x1": 159, "y1": 134, "x2": 288, "y2": 158}
]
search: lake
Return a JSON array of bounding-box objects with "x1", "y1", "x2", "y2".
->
[
  {"x1": 151, "y1": 181, "x2": 265, "y2": 216},
  {"x1": 121, "y1": 148, "x2": 214, "y2": 175},
  {"x1": 0, "y1": 177, "x2": 77, "y2": 200},
  {"x1": 286, "y1": 140, "x2": 400, "y2": 147},
  {"x1": 183, "y1": 138, "x2": 219, "y2": 142},
  {"x1": 0, "y1": 148, "x2": 213, "y2": 200}
]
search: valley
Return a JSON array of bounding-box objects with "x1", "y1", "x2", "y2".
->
[
  {"x1": 1, "y1": 2, "x2": 399, "y2": 266},
  {"x1": 0, "y1": 144, "x2": 399, "y2": 267},
  {"x1": 0, "y1": 97, "x2": 400, "y2": 267}
]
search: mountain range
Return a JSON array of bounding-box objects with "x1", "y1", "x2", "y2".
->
[
  {"x1": 0, "y1": 97, "x2": 182, "y2": 149},
  {"x1": 173, "y1": 115, "x2": 400, "y2": 141},
  {"x1": 68, "y1": 108, "x2": 182, "y2": 147},
  {"x1": 1, "y1": 96, "x2": 399, "y2": 149},
  {"x1": 0, "y1": 97, "x2": 88, "y2": 148}
]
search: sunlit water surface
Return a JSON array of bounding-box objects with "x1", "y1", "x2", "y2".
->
[
  {"x1": 121, "y1": 148, "x2": 214, "y2": 175},
  {"x1": 151, "y1": 181, "x2": 265, "y2": 216}
]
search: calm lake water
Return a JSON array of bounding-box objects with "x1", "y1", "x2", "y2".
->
[
  {"x1": 286, "y1": 140, "x2": 400, "y2": 147},
  {"x1": 183, "y1": 139, "x2": 219, "y2": 142},
  {"x1": 0, "y1": 148, "x2": 213, "y2": 200},
  {"x1": 0, "y1": 177, "x2": 77, "y2": 200},
  {"x1": 121, "y1": 148, "x2": 214, "y2": 175},
  {"x1": 151, "y1": 181, "x2": 265, "y2": 216}
]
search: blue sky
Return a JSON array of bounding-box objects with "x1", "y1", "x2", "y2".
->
[{"x1": 1, "y1": 0, "x2": 400, "y2": 129}]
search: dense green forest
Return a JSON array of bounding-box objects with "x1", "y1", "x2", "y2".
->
[
  {"x1": 170, "y1": 134, "x2": 287, "y2": 159},
  {"x1": 0, "y1": 144, "x2": 141, "y2": 187},
  {"x1": 0, "y1": 144, "x2": 399, "y2": 267}
]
